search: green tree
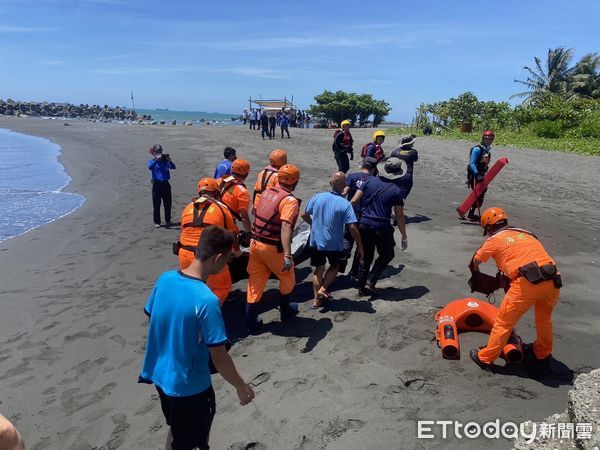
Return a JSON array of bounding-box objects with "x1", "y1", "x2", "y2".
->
[
  {"x1": 571, "y1": 52, "x2": 600, "y2": 99},
  {"x1": 512, "y1": 47, "x2": 575, "y2": 103},
  {"x1": 308, "y1": 90, "x2": 391, "y2": 127}
]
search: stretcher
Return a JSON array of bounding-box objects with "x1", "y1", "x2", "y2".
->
[
  {"x1": 456, "y1": 157, "x2": 509, "y2": 218},
  {"x1": 228, "y1": 220, "x2": 311, "y2": 283}
]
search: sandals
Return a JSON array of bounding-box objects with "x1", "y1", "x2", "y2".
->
[{"x1": 311, "y1": 290, "x2": 332, "y2": 309}]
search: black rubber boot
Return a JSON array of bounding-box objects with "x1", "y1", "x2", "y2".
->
[
  {"x1": 279, "y1": 294, "x2": 299, "y2": 321},
  {"x1": 245, "y1": 303, "x2": 262, "y2": 334}
]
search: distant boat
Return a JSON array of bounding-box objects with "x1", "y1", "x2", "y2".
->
[{"x1": 155, "y1": 108, "x2": 169, "y2": 111}]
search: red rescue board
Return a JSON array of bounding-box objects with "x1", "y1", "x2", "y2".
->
[{"x1": 457, "y1": 157, "x2": 509, "y2": 218}]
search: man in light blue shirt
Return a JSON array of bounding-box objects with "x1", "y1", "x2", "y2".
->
[
  {"x1": 213, "y1": 146, "x2": 237, "y2": 178},
  {"x1": 302, "y1": 172, "x2": 363, "y2": 308},
  {"x1": 139, "y1": 226, "x2": 254, "y2": 450}
]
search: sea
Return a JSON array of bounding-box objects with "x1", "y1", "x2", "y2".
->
[
  {"x1": 0, "y1": 128, "x2": 86, "y2": 242},
  {"x1": 135, "y1": 109, "x2": 241, "y2": 125}
]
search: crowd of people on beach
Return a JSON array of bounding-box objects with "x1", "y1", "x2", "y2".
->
[
  {"x1": 142, "y1": 126, "x2": 562, "y2": 449},
  {"x1": 242, "y1": 108, "x2": 311, "y2": 139}
]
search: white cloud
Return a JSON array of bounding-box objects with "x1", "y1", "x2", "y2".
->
[{"x1": 0, "y1": 26, "x2": 58, "y2": 32}]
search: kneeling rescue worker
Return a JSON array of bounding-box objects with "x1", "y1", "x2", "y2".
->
[
  {"x1": 246, "y1": 164, "x2": 301, "y2": 333},
  {"x1": 177, "y1": 178, "x2": 239, "y2": 303},
  {"x1": 469, "y1": 207, "x2": 562, "y2": 374},
  {"x1": 253, "y1": 149, "x2": 288, "y2": 206}
]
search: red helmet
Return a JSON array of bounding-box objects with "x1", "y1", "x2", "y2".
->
[{"x1": 482, "y1": 130, "x2": 495, "y2": 139}]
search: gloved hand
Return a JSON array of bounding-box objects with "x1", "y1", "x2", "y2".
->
[
  {"x1": 401, "y1": 238, "x2": 408, "y2": 251},
  {"x1": 476, "y1": 174, "x2": 484, "y2": 183},
  {"x1": 282, "y1": 255, "x2": 293, "y2": 271},
  {"x1": 349, "y1": 151, "x2": 354, "y2": 160}
]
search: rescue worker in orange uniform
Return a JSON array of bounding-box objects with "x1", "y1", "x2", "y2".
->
[
  {"x1": 252, "y1": 149, "x2": 287, "y2": 206},
  {"x1": 245, "y1": 164, "x2": 301, "y2": 333},
  {"x1": 178, "y1": 178, "x2": 239, "y2": 303},
  {"x1": 469, "y1": 207, "x2": 561, "y2": 374},
  {"x1": 219, "y1": 159, "x2": 252, "y2": 237}
]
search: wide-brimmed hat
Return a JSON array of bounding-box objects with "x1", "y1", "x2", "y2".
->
[
  {"x1": 377, "y1": 157, "x2": 407, "y2": 180},
  {"x1": 399, "y1": 135, "x2": 416, "y2": 148}
]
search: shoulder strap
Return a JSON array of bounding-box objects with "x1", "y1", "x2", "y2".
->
[
  {"x1": 504, "y1": 227, "x2": 539, "y2": 240},
  {"x1": 254, "y1": 192, "x2": 294, "y2": 234}
]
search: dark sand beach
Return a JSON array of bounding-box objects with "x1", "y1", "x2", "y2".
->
[{"x1": 0, "y1": 117, "x2": 599, "y2": 449}]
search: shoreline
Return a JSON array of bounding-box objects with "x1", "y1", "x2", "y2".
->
[
  {"x1": 0, "y1": 116, "x2": 598, "y2": 449},
  {"x1": 0, "y1": 127, "x2": 86, "y2": 243}
]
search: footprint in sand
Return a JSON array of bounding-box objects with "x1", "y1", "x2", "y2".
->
[
  {"x1": 284, "y1": 337, "x2": 300, "y2": 355},
  {"x1": 110, "y1": 335, "x2": 127, "y2": 346},
  {"x1": 227, "y1": 442, "x2": 267, "y2": 450},
  {"x1": 333, "y1": 311, "x2": 351, "y2": 322},
  {"x1": 250, "y1": 372, "x2": 271, "y2": 387},
  {"x1": 103, "y1": 413, "x2": 131, "y2": 450},
  {"x1": 501, "y1": 386, "x2": 537, "y2": 400},
  {"x1": 273, "y1": 377, "x2": 308, "y2": 390},
  {"x1": 323, "y1": 418, "x2": 366, "y2": 440}
]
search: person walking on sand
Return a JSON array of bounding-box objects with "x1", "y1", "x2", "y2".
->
[
  {"x1": 252, "y1": 149, "x2": 287, "y2": 206},
  {"x1": 341, "y1": 156, "x2": 377, "y2": 279},
  {"x1": 390, "y1": 135, "x2": 419, "y2": 200},
  {"x1": 280, "y1": 110, "x2": 291, "y2": 138},
  {"x1": 332, "y1": 120, "x2": 354, "y2": 173},
  {"x1": 302, "y1": 172, "x2": 363, "y2": 309},
  {"x1": 213, "y1": 146, "x2": 237, "y2": 179},
  {"x1": 242, "y1": 108, "x2": 249, "y2": 125},
  {"x1": 245, "y1": 164, "x2": 301, "y2": 333},
  {"x1": 260, "y1": 111, "x2": 270, "y2": 140},
  {"x1": 350, "y1": 157, "x2": 408, "y2": 296},
  {"x1": 140, "y1": 226, "x2": 255, "y2": 450},
  {"x1": 466, "y1": 130, "x2": 495, "y2": 220},
  {"x1": 177, "y1": 178, "x2": 239, "y2": 304},
  {"x1": 268, "y1": 114, "x2": 277, "y2": 139},
  {"x1": 148, "y1": 144, "x2": 175, "y2": 228},
  {"x1": 469, "y1": 207, "x2": 561, "y2": 378}
]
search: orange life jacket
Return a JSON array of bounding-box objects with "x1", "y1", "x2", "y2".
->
[
  {"x1": 252, "y1": 186, "x2": 295, "y2": 243},
  {"x1": 180, "y1": 196, "x2": 232, "y2": 247},
  {"x1": 219, "y1": 176, "x2": 244, "y2": 220},
  {"x1": 252, "y1": 166, "x2": 278, "y2": 204}
]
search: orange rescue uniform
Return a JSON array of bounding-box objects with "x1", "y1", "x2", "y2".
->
[
  {"x1": 178, "y1": 197, "x2": 237, "y2": 303},
  {"x1": 220, "y1": 176, "x2": 250, "y2": 229},
  {"x1": 252, "y1": 166, "x2": 279, "y2": 206},
  {"x1": 474, "y1": 228, "x2": 560, "y2": 363},
  {"x1": 247, "y1": 187, "x2": 299, "y2": 304}
]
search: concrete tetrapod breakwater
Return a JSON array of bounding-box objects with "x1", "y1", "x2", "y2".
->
[{"x1": 514, "y1": 369, "x2": 600, "y2": 449}]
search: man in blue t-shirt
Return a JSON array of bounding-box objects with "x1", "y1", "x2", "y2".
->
[
  {"x1": 350, "y1": 157, "x2": 408, "y2": 296},
  {"x1": 139, "y1": 226, "x2": 255, "y2": 450},
  {"x1": 213, "y1": 146, "x2": 237, "y2": 178},
  {"x1": 148, "y1": 144, "x2": 176, "y2": 228},
  {"x1": 302, "y1": 172, "x2": 363, "y2": 308}
]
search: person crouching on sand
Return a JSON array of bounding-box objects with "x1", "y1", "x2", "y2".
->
[{"x1": 139, "y1": 226, "x2": 255, "y2": 450}]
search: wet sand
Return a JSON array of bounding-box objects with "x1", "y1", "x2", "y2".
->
[{"x1": 0, "y1": 116, "x2": 599, "y2": 449}]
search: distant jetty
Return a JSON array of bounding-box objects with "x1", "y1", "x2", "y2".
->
[{"x1": 0, "y1": 98, "x2": 151, "y2": 121}]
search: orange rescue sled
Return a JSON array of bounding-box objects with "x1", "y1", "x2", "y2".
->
[{"x1": 435, "y1": 298, "x2": 523, "y2": 363}]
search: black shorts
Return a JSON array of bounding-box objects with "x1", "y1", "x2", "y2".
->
[
  {"x1": 157, "y1": 385, "x2": 216, "y2": 450},
  {"x1": 310, "y1": 248, "x2": 345, "y2": 267}
]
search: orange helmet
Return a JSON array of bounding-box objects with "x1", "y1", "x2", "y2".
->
[
  {"x1": 480, "y1": 207, "x2": 508, "y2": 228},
  {"x1": 231, "y1": 159, "x2": 250, "y2": 176},
  {"x1": 197, "y1": 178, "x2": 220, "y2": 193},
  {"x1": 278, "y1": 164, "x2": 300, "y2": 185},
  {"x1": 269, "y1": 149, "x2": 288, "y2": 168}
]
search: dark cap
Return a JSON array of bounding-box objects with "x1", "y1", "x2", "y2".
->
[
  {"x1": 362, "y1": 156, "x2": 378, "y2": 169},
  {"x1": 152, "y1": 144, "x2": 163, "y2": 153}
]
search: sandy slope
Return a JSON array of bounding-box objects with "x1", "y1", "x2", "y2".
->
[{"x1": 0, "y1": 117, "x2": 598, "y2": 449}]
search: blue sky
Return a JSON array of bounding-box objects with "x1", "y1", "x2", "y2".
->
[{"x1": 1, "y1": 0, "x2": 598, "y2": 121}]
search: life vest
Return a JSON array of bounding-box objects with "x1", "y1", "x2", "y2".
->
[
  {"x1": 219, "y1": 176, "x2": 244, "y2": 221},
  {"x1": 252, "y1": 186, "x2": 296, "y2": 243},
  {"x1": 361, "y1": 142, "x2": 384, "y2": 161},
  {"x1": 468, "y1": 144, "x2": 491, "y2": 175},
  {"x1": 180, "y1": 196, "x2": 231, "y2": 247},
  {"x1": 252, "y1": 167, "x2": 278, "y2": 203},
  {"x1": 333, "y1": 130, "x2": 353, "y2": 148}
]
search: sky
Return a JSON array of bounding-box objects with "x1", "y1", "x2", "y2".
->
[{"x1": 0, "y1": 0, "x2": 598, "y2": 121}]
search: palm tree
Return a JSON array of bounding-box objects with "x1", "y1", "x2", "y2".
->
[
  {"x1": 512, "y1": 47, "x2": 575, "y2": 103},
  {"x1": 570, "y1": 52, "x2": 600, "y2": 99}
]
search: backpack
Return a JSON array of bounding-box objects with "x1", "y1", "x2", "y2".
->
[
  {"x1": 361, "y1": 142, "x2": 373, "y2": 158},
  {"x1": 333, "y1": 129, "x2": 342, "y2": 140}
]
